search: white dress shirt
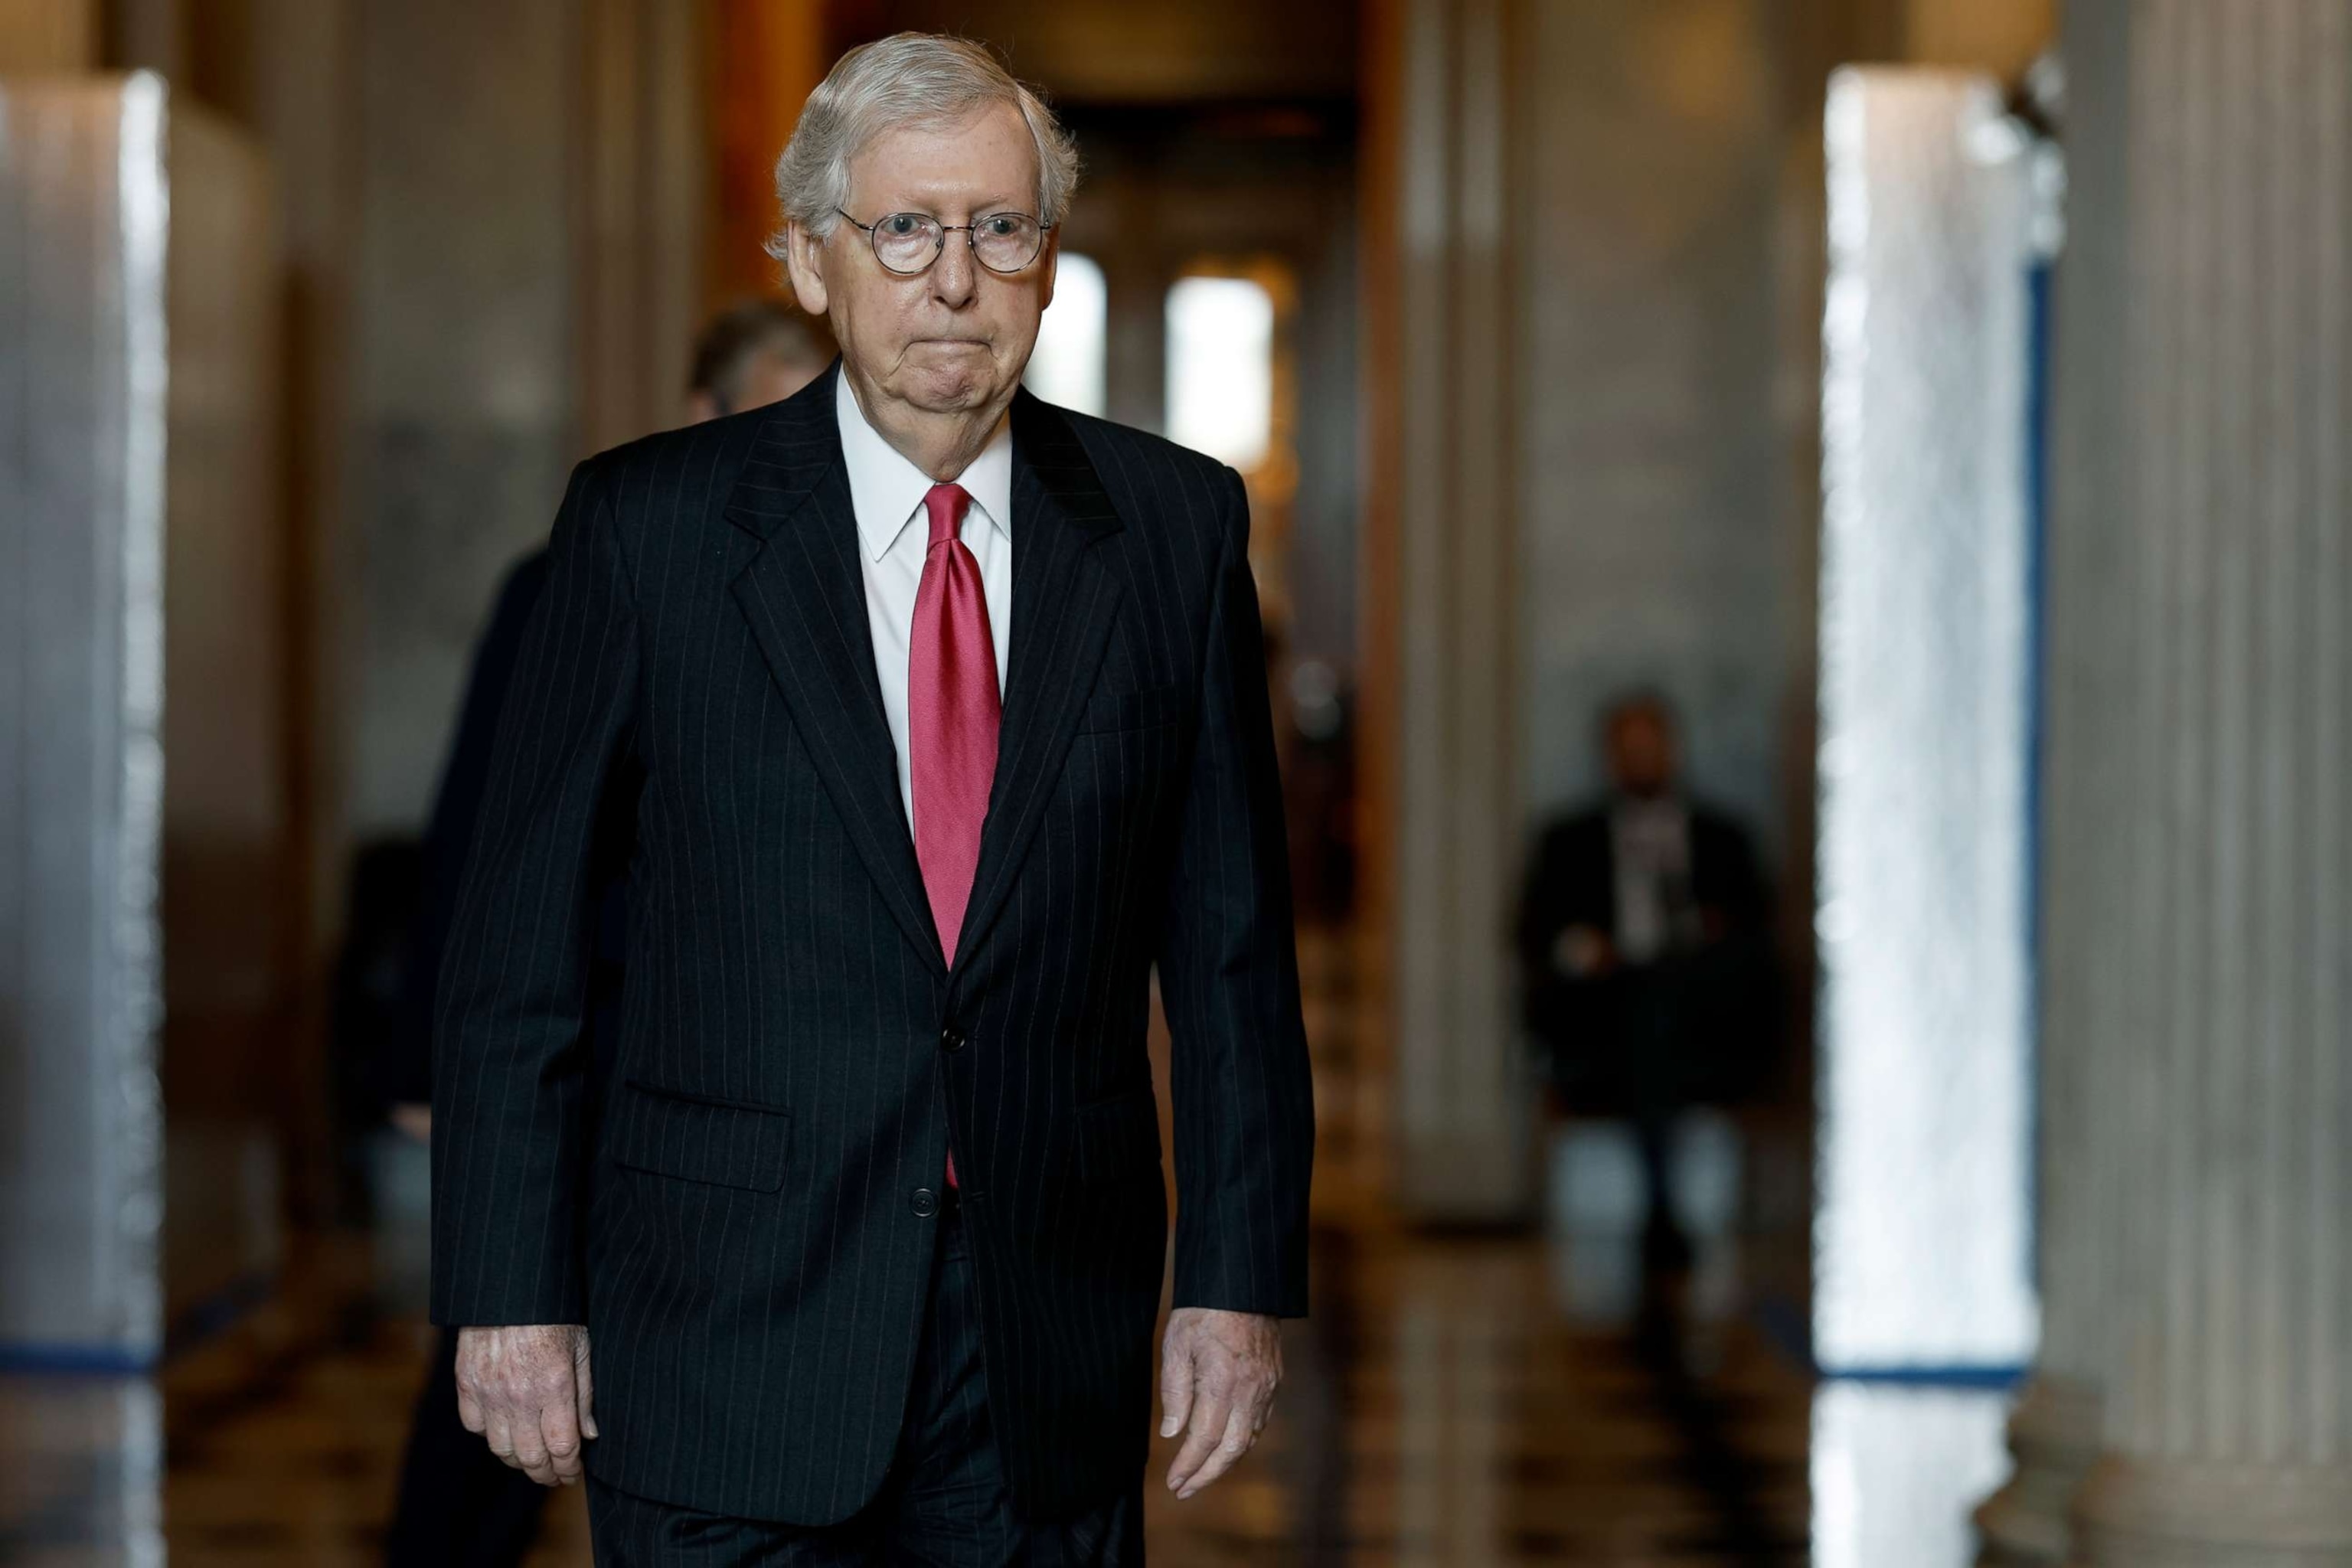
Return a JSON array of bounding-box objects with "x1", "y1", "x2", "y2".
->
[
  {"x1": 835, "y1": 371, "x2": 1014, "y2": 828},
  {"x1": 1609, "y1": 796, "x2": 1695, "y2": 965}
]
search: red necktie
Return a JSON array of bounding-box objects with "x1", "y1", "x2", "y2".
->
[{"x1": 909, "y1": 482, "x2": 998, "y2": 1187}]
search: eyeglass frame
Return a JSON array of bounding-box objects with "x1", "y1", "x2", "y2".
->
[{"x1": 832, "y1": 207, "x2": 1055, "y2": 276}]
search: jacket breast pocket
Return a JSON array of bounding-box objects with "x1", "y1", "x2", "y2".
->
[
  {"x1": 1076, "y1": 1086, "x2": 1165, "y2": 1185},
  {"x1": 611, "y1": 1079, "x2": 790, "y2": 1193},
  {"x1": 1079, "y1": 684, "x2": 1184, "y2": 736}
]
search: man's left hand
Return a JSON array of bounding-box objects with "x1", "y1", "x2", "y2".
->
[{"x1": 1158, "y1": 1307, "x2": 1282, "y2": 1499}]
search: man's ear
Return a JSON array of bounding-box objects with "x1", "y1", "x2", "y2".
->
[
  {"x1": 784, "y1": 221, "x2": 831, "y2": 317},
  {"x1": 1037, "y1": 229, "x2": 1059, "y2": 314}
]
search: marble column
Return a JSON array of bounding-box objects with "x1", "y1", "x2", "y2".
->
[
  {"x1": 1978, "y1": 33, "x2": 2128, "y2": 1568},
  {"x1": 577, "y1": 0, "x2": 708, "y2": 456},
  {"x1": 0, "y1": 76, "x2": 171, "y2": 1364},
  {"x1": 1381, "y1": 0, "x2": 1530, "y2": 1220},
  {"x1": 1975, "y1": 1379, "x2": 2103, "y2": 1565},
  {"x1": 2035, "y1": 0, "x2": 2352, "y2": 1561}
]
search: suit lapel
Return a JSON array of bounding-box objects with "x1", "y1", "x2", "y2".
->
[
  {"x1": 726, "y1": 364, "x2": 947, "y2": 975},
  {"x1": 951, "y1": 390, "x2": 1126, "y2": 972}
]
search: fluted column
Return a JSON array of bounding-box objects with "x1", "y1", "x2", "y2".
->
[
  {"x1": 1979, "y1": 28, "x2": 2135, "y2": 1568},
  {"x1": 1975, "y1": 1377, "x2": 2103, "y2": 1566},
  {"x1": 1376, "y1": 0, "x2": 1533, "y2": 1221},
  {"x1": 2045, "y1": 0, "x2": 2352, "y2": 1561}
]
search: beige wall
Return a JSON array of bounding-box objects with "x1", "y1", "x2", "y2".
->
[
  {"x1": 336, "y1": 0, "x2": 707, "y2": 835},
  {"x1": 709, "y1": 0, "x2": 824, "y2": 309},
  {"x1": 579, "y1": 0, "x2": 710, "y2": 455},
  {"x1": 161, "y1": 100, "x2": 288, "y2": 1312},
  {"x1": 0, "y1": 0, "x2": 96, "y2": 72},
  {"x1": 1904, "y1": 0, "x2": 2054, "y2": 76},
  {"x1": 1519, "y1": 0, "x2": 1786, "y2": 844},
  {"x1": 860, "y1": 0, "x2": 1355, "y2": 103},
  {"x1": 347, "y1": 0, "x2": 580, "y2": 836}
]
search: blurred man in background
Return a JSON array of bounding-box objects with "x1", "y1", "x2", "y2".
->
[
  {"x1": 380, "y1": 299, "x2": 829, "y2": 1568},
  {"x1": 685, "y1": 299, "x2": 839, "y2": 423},
  {"x1": 1516, "y1": 693, "x2": 1772, "y2": 1272}
]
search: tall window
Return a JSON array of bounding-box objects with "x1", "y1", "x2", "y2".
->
[
  {"x1": 1164, "y1": 274, "x2": 1275, "y2": 471},
  {"x1": 1022, "y1": 253, "x2": 1106, "y2": 416}
]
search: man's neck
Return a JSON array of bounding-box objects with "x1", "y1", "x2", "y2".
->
[{"x1": 846, "y1": 369, "x2": 1011, "y2": 482}]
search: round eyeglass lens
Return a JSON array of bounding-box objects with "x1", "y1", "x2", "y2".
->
[
  {"x1": 872, "y1": 213, "x2": 942, "y2": 273},
  {"x1": 972, "y1": 214, "x2": 1043, "y2": 272}
]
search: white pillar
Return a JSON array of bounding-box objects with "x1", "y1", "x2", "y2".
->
[
  {"x1": 1383, "y1": 0, "x2": 1531, "y2": 1220},
  {"x1": 0, "y1": 77, "x2": 172, "y2": 1361},
  {"x1": 2045, "y1": 1, "x2": 2352, "y2": 1560}
]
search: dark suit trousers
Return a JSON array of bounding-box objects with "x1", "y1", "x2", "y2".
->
[{"x1": 586, "y1": 1197, "x2": 1145, "y2": 1566}]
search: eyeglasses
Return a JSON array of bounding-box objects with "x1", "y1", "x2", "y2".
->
[{"x1": 835, "y1": 208, "x2": 1052, "y2": 276}]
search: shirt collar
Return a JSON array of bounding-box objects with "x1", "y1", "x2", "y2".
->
[
  {"x1": 835, "y1": 370, "x2": 1014, "y2": 564},
  {"x1": 1612, "y1": 795, "x2": 1688, "y2": 835}
]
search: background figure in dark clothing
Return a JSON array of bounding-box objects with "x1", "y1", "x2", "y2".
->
[
  {"x1": 683, "y1": 296, "x2": 841, "y2": 423},
  {"x1": 381, "y1": 300, "x2": 829, "y2": 1566},
  {"x1": 377, "y1": 539, "x2": 591, "y2": 1568},
  {"x1": 1515, "y1": 693, "x2": 1773, "y2": 1272}
]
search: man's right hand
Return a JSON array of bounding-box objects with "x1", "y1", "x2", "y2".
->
[{"x1": 454, "y1": 1324, "x2": 597, "y2": 1486}]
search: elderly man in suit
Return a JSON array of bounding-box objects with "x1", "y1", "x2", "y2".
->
[{"x1": 430, "y1": 32, "x2": 1314, "y2": 1565}]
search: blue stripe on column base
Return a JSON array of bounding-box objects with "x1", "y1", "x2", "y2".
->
[
  {"x1": 0, "y1": 1268, "x2": 278, "y2": 1377},
  {"x1": 0, "y1": 1342, "x2": 157, "y2": 1375},
  {"x1": 1816, "y1": 1364, "x2": 2031, "y2": 1391},
  {"x1": 1751, "y1": 1292, "x2": 2031, "y2": 1390}
]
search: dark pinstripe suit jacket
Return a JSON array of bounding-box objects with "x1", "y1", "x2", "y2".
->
[{"x1": 430, "y1": 363, "x2": 1315, "y2": 1525}]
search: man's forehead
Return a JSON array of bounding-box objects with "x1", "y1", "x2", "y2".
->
[{"x1": 848, "y1": 104, "x2": 1040, "y2": 209}]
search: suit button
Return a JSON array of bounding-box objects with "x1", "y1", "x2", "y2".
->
[
  {"x1": 911, "y1": 1187, "x2": 939, "y2": 1217},
  {"x1": 939, "y1": 1026, "x2": 966, "y2": 1054}
]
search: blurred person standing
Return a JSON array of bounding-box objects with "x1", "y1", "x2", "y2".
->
[
  {"x1": 430, "y1": 34, "x2": 1312, "y2": 1566},
  {"x1": 381, "y1": 300, "x2": 829, "y2": 1568},
  {"x1": 1515, "y1": 693, "x2": 1772, "y2": 1272},
  {"x1": 684, "y1": 298, "x2": 840, "y2": 423}
]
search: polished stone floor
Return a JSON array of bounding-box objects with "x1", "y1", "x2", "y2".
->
[
  {"x1": 6, "y1": 1224, "x2": 1816, "y2": 1566},
  {"x1": 0, "y1": 929, "x2": 2014, "y2": 1563},
  {"x1": 0, "y1": 1201, "x2": 2019, "y2": 1566}
]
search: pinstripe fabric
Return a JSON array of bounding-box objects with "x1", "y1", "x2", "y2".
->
[
  {"x1": 584, "y1": 1205, "x2": 1144, "y2": 1564},
  {"x1": 430, "y1": 362, "x2": 1314, "y2": 1527}
]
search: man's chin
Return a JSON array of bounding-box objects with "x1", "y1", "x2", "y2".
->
[{"x1": 894, "y1": 366, "x2": 1004, "y2": 414}]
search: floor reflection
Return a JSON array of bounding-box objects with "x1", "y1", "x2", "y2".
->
[
  {"x1": 0, "y1": 1205, "x2": 2037, "y2": 1564},
  {"x1": 0, "y1": 924, "x2": 2011, "y2": 1564},
  {"x1": 0, "y1": 1377, "x2": 162, "y2": 1567},
  {"x1": 1133, "y1": 1207, "x2": 1824, "y2": 1566}
]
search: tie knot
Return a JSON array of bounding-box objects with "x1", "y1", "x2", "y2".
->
[{"x1": 923, "y1": 483, "x2": 972, "y2": 550}]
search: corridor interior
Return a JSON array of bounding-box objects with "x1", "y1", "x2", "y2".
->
[
  {"x1": 5, "y1": 928, "x2": 1938, "y2": 1567},
  {"x1": 0, "y1": 2, "x2": 2072, "y2": 1562}
]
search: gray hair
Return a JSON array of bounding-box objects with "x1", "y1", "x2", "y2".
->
[{"x1": 764, "y1": 34, "x2": 1080, "y2": 259}]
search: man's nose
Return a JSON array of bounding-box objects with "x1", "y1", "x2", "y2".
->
[{"x1": 931, "y1": 234, "x2": 977, "y2": 307}]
